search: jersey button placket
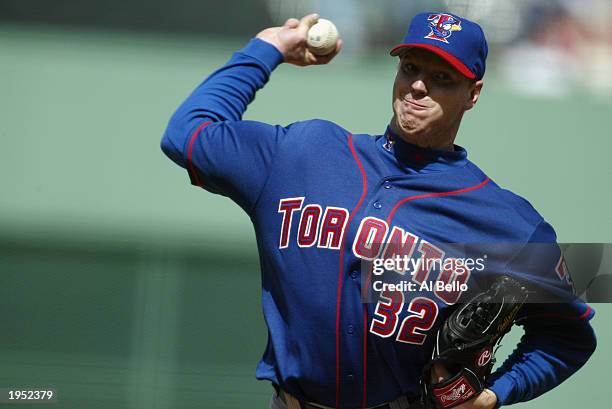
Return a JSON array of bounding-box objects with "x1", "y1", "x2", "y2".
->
[{"x1": 371, "y1": 180, "x2": 392, "y2": 210}]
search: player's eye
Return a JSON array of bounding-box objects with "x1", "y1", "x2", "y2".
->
[
  {"x1": 401, "y1": 63, "x2": 418, "y2": 74},
  {"x1": 433, "y1": 71, "x2": 452, "y2": 82}
]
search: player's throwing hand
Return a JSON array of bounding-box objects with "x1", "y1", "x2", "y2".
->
[{"x1": 256, "y1": 14, "x2": 342, "y2": 66}]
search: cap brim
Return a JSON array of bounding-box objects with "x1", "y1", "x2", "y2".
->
[{"x1": 390, "y1": 43, "x2": 476, "y2": 79}]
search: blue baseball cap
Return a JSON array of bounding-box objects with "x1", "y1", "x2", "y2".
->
[{"x1": 390, "y1": 12, "x2": 488, "y2": 80}]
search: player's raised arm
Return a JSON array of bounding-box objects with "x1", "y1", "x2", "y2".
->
[
  {"x1": 161, "y1": 13, "x2": 342, "y2": 167},
  {"x1": 160, "y1": 15, "x2": 341, "y2": 212}
]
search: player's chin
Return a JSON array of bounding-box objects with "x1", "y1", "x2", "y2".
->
[
  {"x1": 396, "y1": 115, "x2": 423, "y2": 135},
  {"x1": 395, "y1": 108, "x2": 430, "y2": 130}
]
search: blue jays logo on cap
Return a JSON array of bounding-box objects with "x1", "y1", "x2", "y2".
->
[
  {"x1": 425, "y1": 13, "x2": 462, "y2": 43},
  {"x1": 389, "y1": 11, "x2": 489, "y2": 80}
]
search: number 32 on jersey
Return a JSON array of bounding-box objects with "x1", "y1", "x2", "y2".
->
[{"x1": 370, "y1": 292, "x2": 439, "y2": 344}]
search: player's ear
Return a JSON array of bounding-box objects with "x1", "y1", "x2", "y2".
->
[{"x1": 465, "y1": 79, "x2": 484, "y2": 111}]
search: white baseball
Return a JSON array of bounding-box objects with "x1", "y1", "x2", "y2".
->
[{"x1": 307, "y1": 19, "x2": 339, "y2": 56}]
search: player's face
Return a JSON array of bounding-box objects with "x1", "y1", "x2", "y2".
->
[{"x1": 391, "y1": 48, "x2": 483, "y2": 149}]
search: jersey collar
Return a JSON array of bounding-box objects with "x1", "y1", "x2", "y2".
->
[{"x1": 380, "y1": 127, "x2": 468, "y2": 172}]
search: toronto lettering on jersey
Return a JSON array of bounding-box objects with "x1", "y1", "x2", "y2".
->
[
  {"x1": 277, "y1": 199, "x2": 486, "y2": 293},
  {"x1": 277, "y1": 197, "x2": 488, "y2": 344}
]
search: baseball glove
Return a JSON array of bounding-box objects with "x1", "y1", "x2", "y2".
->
[{"x1": 421, "y1": 275, "x2": 529, "y2": 408}]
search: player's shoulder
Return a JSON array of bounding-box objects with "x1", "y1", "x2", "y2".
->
[
  {"x1": 286, "y1": 118, "x2": 351, "y2": 136},
  {"x1": 465, "y1": 162, "x2": 545, "y2": 228},
  {"x1": 213, "y1": 118, "x2": 352, "y2": 142},
  {"x1": 291, "y1": 120, "x2": 381, "y2": 153},
  {"x1": 282, "y1": 119, "x2": 358, "y2": 147},
  {"x1": 490, "y1": 186, "x2": 559, "y2": 243}
]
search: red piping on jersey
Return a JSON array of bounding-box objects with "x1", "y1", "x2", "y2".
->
[
  {"x1": 187, "y1": 121, "x2": 213, "y2": 187},
  {"x1": 386, "y1": 178, "x2": 491, "y2": 224},
  {"x1": 336, "y1": 134, "x2": 368, "y2": 408},
  {"x1": 580, "y1": 306, "x2": 592, "y2": 320}
]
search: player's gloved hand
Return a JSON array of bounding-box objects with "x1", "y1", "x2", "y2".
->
[
  {"x1": 431, "y1": 363, "x2": 497, "y2": 409},
  {"x1": 256, "y1": 13, "x2": 342, "y2": 66},
  {"x1": 422, "y1": 276, "x2": 527, "y2": 409}
]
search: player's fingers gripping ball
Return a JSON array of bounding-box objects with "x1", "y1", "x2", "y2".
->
[{"x1": 307, "y1": 18, "x2": 339, "y2": 55}]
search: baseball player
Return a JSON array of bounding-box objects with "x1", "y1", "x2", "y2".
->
[{"x1": 161, "y1": 11, "x2": 596, "y2": 409}]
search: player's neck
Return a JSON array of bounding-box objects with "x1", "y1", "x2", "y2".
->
[{"x1": 388, "y1": 122, "x2": 458, "y2": 151}]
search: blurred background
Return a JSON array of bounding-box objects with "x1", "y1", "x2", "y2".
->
[{"x1": 1, "y1": 0, "x2": 611, "y2": 408}]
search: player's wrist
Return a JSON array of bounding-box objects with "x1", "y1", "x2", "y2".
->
[
  {"x1": 239, "y1": 38, "x2": 285, "y2": 73},
  {"x1": 255, "y1": 30, "x2": 289, "y2": 57},
  {"x1": 480, "y1": 389, "x2": 498, "y2": 409}
]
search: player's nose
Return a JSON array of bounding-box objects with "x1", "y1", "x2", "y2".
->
[{"x1": 410, "y1": 78, "x2": 428, "y2": 97}]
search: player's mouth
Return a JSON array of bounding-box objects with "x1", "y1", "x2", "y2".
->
[
  {"x1": 398, "y1": 99, "x2": 429, "y2": 119},
  {"x1": 404, "y1": 99, "x2": 428, "y2": 110}
]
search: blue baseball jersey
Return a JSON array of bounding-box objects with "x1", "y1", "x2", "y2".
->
[{"x1": 161, "y1": 39, "x2": 596, "y2": 408}]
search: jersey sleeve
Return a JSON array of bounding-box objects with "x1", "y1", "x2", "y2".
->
[
  {"x1": 160, "y1": 38, "x2": 286, "y2": 213},
  {"x1": 177, "y1": 120, "x2": 291, "y2": 212},
  {"x1": 487, "y1": 221, "x2": 597, "y2": 406}
]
